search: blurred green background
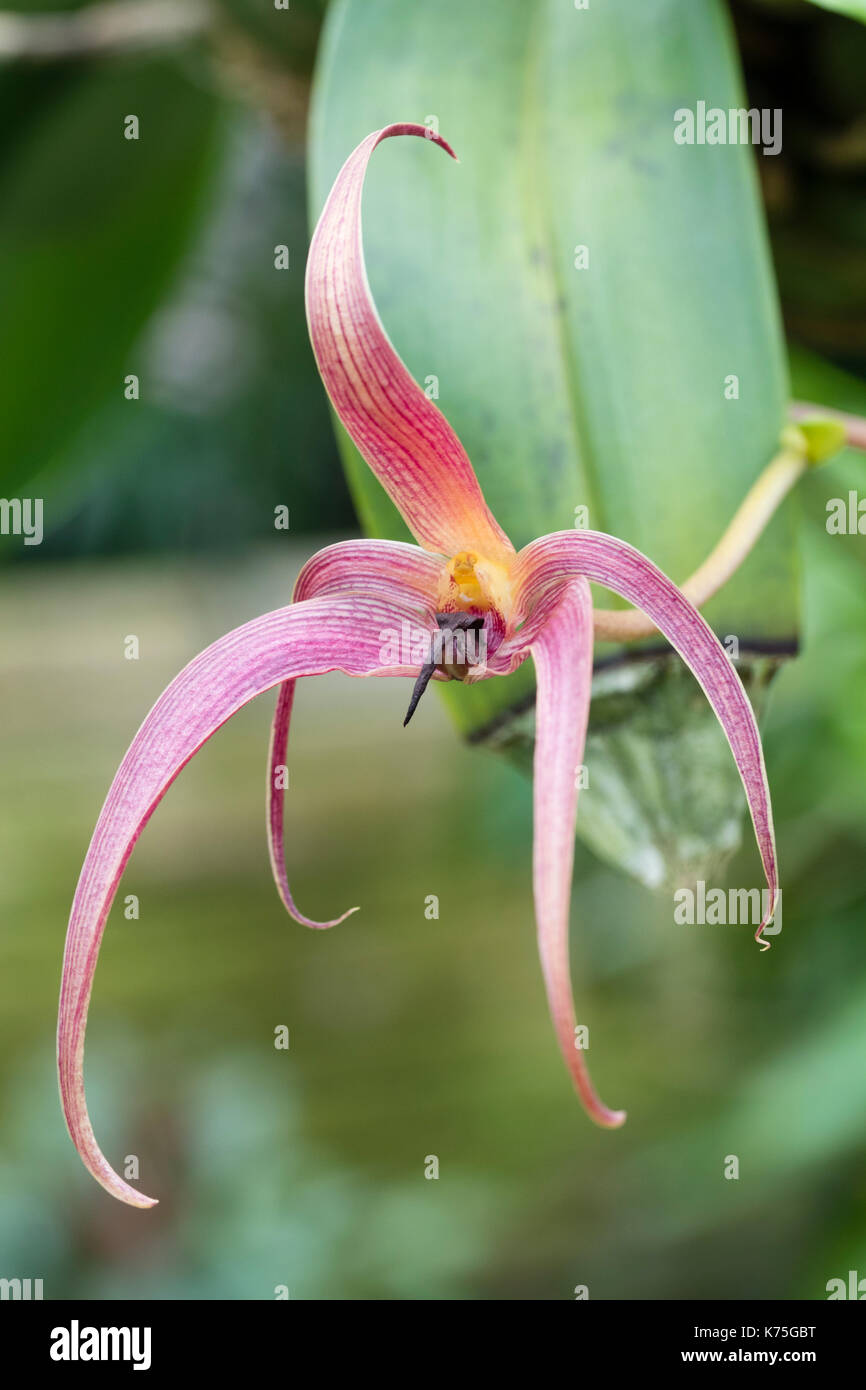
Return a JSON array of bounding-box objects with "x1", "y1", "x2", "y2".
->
[{"x1": 1, "y1": 0, "x2": 865, "y2": 1299}]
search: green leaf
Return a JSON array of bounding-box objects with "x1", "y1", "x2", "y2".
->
[
  {"x1": 0, "y1": 56, "x2": 221, "y2": 498},
  {"x1": 801, "y1": 0, "x2": 866, "y2": 22},
  {"x1": 309, "y1": 0, "x2": 797, "y2": 883},
  {"x1": 790, "y1": 341, "x2": 866, "y2": 417}
]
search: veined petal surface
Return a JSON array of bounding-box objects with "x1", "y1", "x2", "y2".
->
[
  {"x1": 59, "y1": 590, "x2": 435, "y2": 1208},
  {"x1": 517, "y1": 532, "x2": 779, "y2": 946},
  {"x1": 530, "y1": 577, "x2": 626, "y2": 1126},
  {"x1": 307, "y1": 122, "x2": 514, "y2": 560}
]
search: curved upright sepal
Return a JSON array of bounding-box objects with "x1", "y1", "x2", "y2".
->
[{"x1": 306, "y1": 123, "x2": 514, "y2": 560}]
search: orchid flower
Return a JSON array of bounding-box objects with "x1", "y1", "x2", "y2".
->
[{"x1": 58, "y1": 123, "x2": 779, "y2": 1209}]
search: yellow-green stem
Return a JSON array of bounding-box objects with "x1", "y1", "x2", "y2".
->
[{"x1": 592, "y1": 428, "x2": 808, "y2": 643}]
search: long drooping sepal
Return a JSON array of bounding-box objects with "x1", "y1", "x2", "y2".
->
[
  {"x1": 267, "y1": 679, "x2": 360, "y2": 929},
  {"x1": 264, "y1": 538, "x2": 443, "y2": 925},
  {"x1": 516, "y1": 532, "x2": 779, "y2": 947},
  {"x1": 306, "y1": 122, "x2": 513, "y2": 560},
  {"x1": 58, "y1": 591, "x2": 435, "y2": 1209},
  {"x1": 530, "y1": 578, "x2": 626, "y2": 1128}
]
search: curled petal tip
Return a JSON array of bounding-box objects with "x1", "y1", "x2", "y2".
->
[
  {"x1": 128, "y1": 1193, "x2": 159, "y2": 1210},
  {"x1": 277, "y1": 902, "x2": 360, "y2": 932},
  {"x1": 57, "y1": 1050, "x2": 161, "y2": 1207},
  {"x1": 597, "y1": 1108, "x2": 627, "y2": 1130},
  {"x1": 430, "y1": 131, "x2": 458, "y2": 161},
  {"x1": 376, "y1": 121, "x2": 458, "y2": 161},
  {"x1": 755, "y1": 888, "x2": 780, "y2": 951},
  {"x1": 575, "y1": 1090, "x2": 626, "y2": 1131}
]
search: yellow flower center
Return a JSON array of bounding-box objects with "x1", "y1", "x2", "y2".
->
[{"x1": 437, "y1": 549, "x2": 514, "y2": 618}]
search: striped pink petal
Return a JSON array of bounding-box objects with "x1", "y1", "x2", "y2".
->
[
  {"x1": 58, "y1": 590, "x2": 435, "y2": 1208},
  {"x1": 516, "y1": 532, "x2": 779, "y2": 948},
  {"x1": 293, "y1": 537, "x2": 444, "y2": 604},
  {"x1": 307, "y1": 123, "x2": 513, "y2": 561},
  {"x1": 530, "y1": 577, "x2": 626, "y2": 1127}
]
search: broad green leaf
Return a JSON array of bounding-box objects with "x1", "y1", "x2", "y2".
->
[
  {"x1": 0, "y1": 57, "x2": 221, "y2": 499},
  {"x1": 310, "y1": 0, "x2": 797, "y2": 883},
  {"x1": 790, "y1": 341, "x2": 866, "y2": 417},
  {"x1": 801, "y1": 0, "x2": 866, "y2": 22}
]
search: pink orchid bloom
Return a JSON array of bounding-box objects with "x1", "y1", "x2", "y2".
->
[{"x1": 58, "y1": 124, "x2": 779, "y2": 1208}]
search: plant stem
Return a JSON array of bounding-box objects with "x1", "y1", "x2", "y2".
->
[
  {"x1": 592, "y1": 432, "x2": 807, "y2": 643},
  {"x1": 790, "y1": 401, "x2": 866, "y2": 453},
  {"x1": 0, "y1": 0, "x2": 211, "y2": 62}
]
